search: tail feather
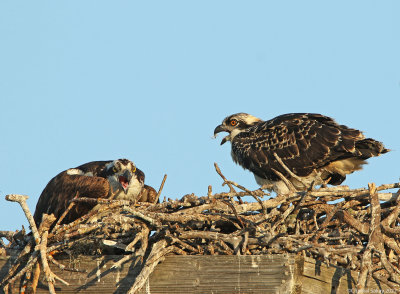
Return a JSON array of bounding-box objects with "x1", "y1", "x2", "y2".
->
[
  {"x1": 355, "y1": 138, "x2": 390, "y2": 159},
  {"x1": 322, "y1": 138, "x2": 388, "y2": 188}
]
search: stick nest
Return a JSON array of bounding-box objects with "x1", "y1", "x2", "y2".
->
[{"x1": 1, "y1": 163, "x2": 400, "y2": 293}]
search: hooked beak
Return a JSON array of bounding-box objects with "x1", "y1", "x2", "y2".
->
[
  {"x1": 119, "y1": 170, "x2": 132, "y2": 194},
  {"x1": 214, "y1": 124, "x2": 230, "y2": 145}
]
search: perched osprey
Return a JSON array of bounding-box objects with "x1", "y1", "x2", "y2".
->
[
  {"x1": 214, "y1": 113, "x2": 389, "y2": 194},
  {"x1": 33, "y1": 159, "x2": 157, "y2": 225}
]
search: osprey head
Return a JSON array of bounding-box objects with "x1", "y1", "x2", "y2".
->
[
  {"x1": 214, "y1": 113, "x2": 262, "y2": 145},
  {"x1": 105, "y1": 159, "x2": 144, "y2": 196}
]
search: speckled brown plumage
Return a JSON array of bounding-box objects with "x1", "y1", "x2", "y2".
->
[
  {"x1": 138, "y1": 185, "x2": 159, "y2": 203},
  {"x1": 214, "y1": 113, "x2": 389, "y2": 193}
]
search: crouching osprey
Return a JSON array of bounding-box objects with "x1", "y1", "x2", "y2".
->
[
  {"x1": 214, "y1": 113, "x2": 389, "y2": 194},
  {"x1": 33, "y1": 159, "x2": 157, "y2": 225}
]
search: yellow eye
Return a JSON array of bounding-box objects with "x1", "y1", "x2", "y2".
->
[
  {"x1": 230, "y1": 119, "x2": 238, "y2": 126},
  {"x1": 132, "y1": 166, "x2": 136, "y2": 172},
  {"x1": 112, "y1": 167, "x2": 117, "y2": 172}
]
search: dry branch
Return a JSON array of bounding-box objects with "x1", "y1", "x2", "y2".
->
[{"x1": 156, "y1": 174, "x2": 167, "y2": 203}]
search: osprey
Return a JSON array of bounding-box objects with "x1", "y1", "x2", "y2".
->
[
  {"x1": 33, "y1": 159, "x2": 157, "y2": 225},
  {"x1": 214, "y1": 113, "x2": 389, "y2": 194}
]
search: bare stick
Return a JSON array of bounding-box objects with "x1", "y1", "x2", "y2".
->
[
  {"x1": 52, "y1": 192, "x2": 80, "y2": 230},
  {"x1": 179, "y1": 231, "x2": 244, "y2": 250},
  {"x1": 273, "y1": 152, "x2": 308, "y2": 188},
  {"x1": 214, "y1": 162, "x2": 237, "y2": 193},
  {"x1": 112, "y1": 254, "x2": 136, "y2": 269},
  {"x1": 39, "y1": 228, "x2": 55, "y2": 293},
  {"x1": 225, "y1": 179, "x2": 267, "y2": 213},
  {"x1": 31, "y1": 262, "x2": 41, "y2": 293},
  {"x1": 221, "y1": 199, "x2": 245, "y2": 228},
  {"x1": 207, "y1": 185, "x2": 213, "y2": 199},
  {"x1": 1, "y1": 251, "x2": 40, "y2": 289},
  {"x1": 241, "y1": 231, "x2": 249, "y2": 255},
  {"x1": 122, "y1": 206, "x2": 162, "y2": 228},
  {"x1": 5, "y1": 194, "x2": 40, "y2": 244},
  {"x1": 270, "y1": 167, "x2": 297, "y2": 193},
  {"x1": 0, "y1": 231, "x2": 16, "y2": 242},
  {"x1": 155, "y1": 174, "x2": 167, "y2": 203},
  {"x1": 167, "y1": 234, "x2": 199, "y2": 253},
  {"x1": 125, "y1": 225, "x2": 150, "y2": 252},
  {"x1": 357, "y1": 183, "x2": 382, "y2": 291},
  {"x1": 47, "y1": 254, "x2": 86, "y2": 273},
  {"x1": 127, "y1": 240, "x2": 172, "y2": 293},
  {"x1": 71, "y1": 197, "x2": 131, "y2": 206}
]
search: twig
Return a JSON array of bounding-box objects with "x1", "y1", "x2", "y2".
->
[
  {"x1": 241, "y1": 231, "x2": 249, "y2": 254},
  {"x1": 71, "y1": 197, "x2": 131, "y2": 206},
  {"x1": 214, "y1": 162, "x2": 237, "y2": 193},
  {"x1": 1, "y1": 250, "x2": 39, "y2": 289},
  {"x1": 225, "y1": 179, "x2": 267, "y2": 213},
  {"x1": 127, "y1": 240, "x2": 172, "y2": 293},
  {"x1": 156, "y1": 174, "x2": 167, "y2": 203},
  {"x1": 39, "y1": 223, "x2": 56, "y2": 293},
  {"x1": 270, "y1": 167, "x2": 297, "y2": 193},
  {"x1": 221, "y1": 200, "x2": 245, "y2": 228},
  {"x1": 31, "y1": 262, "x2": 41, "y2": 294},
  {"x1": 5, "y1": 194, "x2": 40, "y2": 244},
  {"x1": 125, "y1": 225, "x2": 150, "y2": 252},
  {"x1": 122, "y1": 206, "x2": 162, "y2": 228},
  {"x1": 52, "y1": 192, "x2": 80, "y2": 229},
  {"x1": 47, "y1": 254, "x2": 86, "y2": 273},
  {"x1": 0, "y1": 231, "x2": 16, "y2": 243},
  {"x1": 167, "y1": 234, "x2": 199, "y2": 253},
  {"x1": 273, "y1": 152, "x2": 310, "y2": 189}
]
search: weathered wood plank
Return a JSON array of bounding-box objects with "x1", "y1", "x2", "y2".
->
[
  {"x1": 0, "y1": 255, "x2": 297, "y2": 293},
  {"x1": 140, "y1": 255, "x2": 297, "y2": 293},
  {"x1": 301, "y1": 257, "x2": 392, "y2": 294},
  {"x1": 0, "y1": 255, "x2": 393, "y2": 293}
]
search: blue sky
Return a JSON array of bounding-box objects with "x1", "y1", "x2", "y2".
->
[{"x1": 1, "y1": 1, "x2": 399, "y2": 232}]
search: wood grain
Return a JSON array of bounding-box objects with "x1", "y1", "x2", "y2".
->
[
  {"x1": 1, "y1": 255, "x2": 296, "y2": 293},
  {"x1": 0, "y1": 254, "x2": 391, "y2": 293}
]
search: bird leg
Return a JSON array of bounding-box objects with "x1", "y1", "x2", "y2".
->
[
  {"x1": 310, "y1": 169, "x2": 330, "y2": 190},
  {"x1": 273, "y1": 153, "x2": 306, "y2": 184},
  {"x1": 273, "y1": 153, "x2": 312, "y2": 191},
  {"x1": 260, "y1": 183, "x2": 274, "y2": 191},
  {"x1": 270, "y1": 167, "x2": 297, "y2": 194}
]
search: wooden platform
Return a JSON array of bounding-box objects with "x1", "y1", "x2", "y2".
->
[{"x1": 0, "y1": 254, "x2": 390, "y2": 293}]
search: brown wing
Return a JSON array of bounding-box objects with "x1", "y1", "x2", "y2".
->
[
  {"x1": 231, "y1": 113, "x2": 364, "y2": 181},
  {"x1": 74, "y1": 160, "x2": 111, "y2": 176},
  {"x1": 33, "y1": 171, "x2": 110, "y2": 225},
  {"x1": 137, "y1": 185, "x2": 158, "y2": 203}
]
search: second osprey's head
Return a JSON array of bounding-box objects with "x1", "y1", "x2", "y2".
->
[
  {"x1": 104, "y1": 159, "x2": 145, "y2": 199},
  {"x1": 214, "y1": 113, "x2": 262, "y2": 145}
]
